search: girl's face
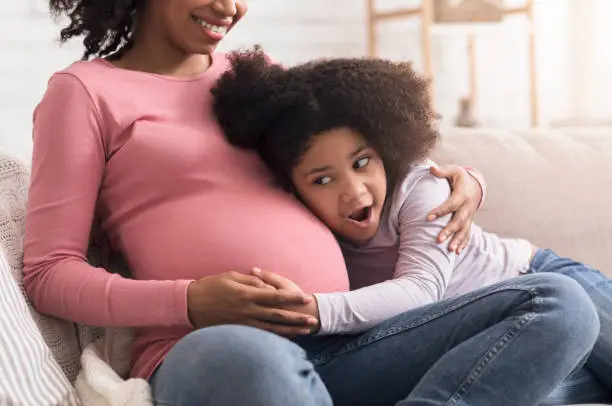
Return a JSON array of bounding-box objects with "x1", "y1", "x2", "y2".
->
[
  {"x1": 291, "y1": 128, "x2": 387, "y2": 244},
  {"x1": 144, "y1": 0, "x2": 247, "y2": 55}
]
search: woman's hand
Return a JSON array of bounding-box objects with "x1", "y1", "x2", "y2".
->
[
  {"x1": 186, "y1": 271, "x2": 318, "y2": 337},
  {"x1": 428, "y1": 165, "x2": 483, "y2": 254}
]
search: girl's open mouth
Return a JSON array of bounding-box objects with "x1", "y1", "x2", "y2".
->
[{"x1": 349, "y1": 206, "x2": 372, "y2": 223}]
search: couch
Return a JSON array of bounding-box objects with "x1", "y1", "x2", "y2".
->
[{"x1": 0, "y1": 127, "x2": 611, "y2": 405}]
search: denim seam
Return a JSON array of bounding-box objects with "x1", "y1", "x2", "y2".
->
[
  {"x1": 444, "y1": 288, "x2": 540, "y2": 406},
  {"x1": 311, "y1": 284, "x2": 539, "y2": 366}
]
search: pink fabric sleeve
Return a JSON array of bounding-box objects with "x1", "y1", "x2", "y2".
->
[
  {"x1": 23, "y1": 73, "x2": 193, "y2": 328},
  {"x1": 463, "y1": 166, "x2": 487, "y2": 209}
]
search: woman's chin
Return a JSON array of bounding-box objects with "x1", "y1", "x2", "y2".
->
[{"x1": 191, "y1": 43, "x2": 219, "y2": 56}]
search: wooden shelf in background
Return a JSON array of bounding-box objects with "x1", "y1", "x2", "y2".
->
[{"x1": 366, "y1": 0, "x2": 539, "y2": 127}]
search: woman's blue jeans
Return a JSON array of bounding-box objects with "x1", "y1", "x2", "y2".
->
[{"x1": 150, "y1": 271, "x2": 600, "y2": 406}]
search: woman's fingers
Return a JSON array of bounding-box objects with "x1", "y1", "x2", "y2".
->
[
  {"x1": 251, "y1": 305, "x2": 318, "y2": 327},
  {"x1": 225, "y1": 271, "x2": 308, "y2": 303},
  {"x1": 250, "y1": 287, "x2": 312, "y2": 306},
  {"x1": 429, "y1": 164, "x2": 456, "y2": 180},
  {"x1": 246, "y1": 320, "x2": 313, "y2": 338},
  {"x1": 227, "y1": 271, "x2": 271, "y2": 289},
  {"x1": 458, "y1": 231, "x2": 470, "y2": 254},
  {"x1": 447, "y1": 220, "x2": 472, "y2": 253},
  {"x1": 251, "y1": 267, "x2": 302, "y2": 291},
  {"x1": 437, "y1": 210, "x2": 463, "y2": 243},
  {"x1": 251, "y1": 267, "x2": 287, "y2": 289},
  {"x1": 428, "y1": 194, "x2": 463, "y2": 222}
]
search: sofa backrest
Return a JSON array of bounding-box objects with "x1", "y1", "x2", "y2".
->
[
  {"x1": 3, "y1": 126, "x2": 611, "y2": 384},
  {"x1": 433, "y1": 127, "x2": 612, "y2": 275}
]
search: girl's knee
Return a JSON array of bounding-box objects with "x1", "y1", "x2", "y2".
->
[
  {"x1": 526, "y1": 273, "x2": 591, "y2": 303},
  {"x1": 538, "y1": 273, "x2": 595, "y2": 309},
  {"x1": 532, "y1": 273, "x2": 600, "y2": 348}
]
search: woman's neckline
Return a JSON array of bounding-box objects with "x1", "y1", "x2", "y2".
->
[{"x1": 95, "y1": 53, "x2": 218, "y2": 82}]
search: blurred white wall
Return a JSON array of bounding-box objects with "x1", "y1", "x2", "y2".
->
[
  {"x1": 0, "y1": 0, "x2": 609, "y2": 161},
  {"x1": 363, "y1": 0, "x2": 572, "y2": 129},
  {"x1": 568, "y1": 0, "x2": 612, "y2": 122}
]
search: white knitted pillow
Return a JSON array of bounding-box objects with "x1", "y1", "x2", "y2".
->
[
  {"x1": 0, "y1": 251, "x2": 80, "y2": 405},
  {"x1": 0, "y1": 152, "x2": 85, "y2": 382},
  {"x1": 0, "y1": 151, "x2": 134, "y2": 384}
]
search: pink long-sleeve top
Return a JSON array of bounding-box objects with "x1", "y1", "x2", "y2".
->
[{"x1": 23, "y1": 53, "x2": 350, "y2": 379}]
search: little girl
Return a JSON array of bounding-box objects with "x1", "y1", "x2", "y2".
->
[{"x1": 212, "y1": 48, "x2": 612, "y2": 402}]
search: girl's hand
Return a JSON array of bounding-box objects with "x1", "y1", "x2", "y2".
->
[
  {"x1": 428, "y1": 165, "x2": 484, "y2": 254},
  {"x1": 252, "y1": 268, "x2": 321, "y2": 335},
  {"x1": 186, "y1": 271, "x2": 318, "y2": 337}
]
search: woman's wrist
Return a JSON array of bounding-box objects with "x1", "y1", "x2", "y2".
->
[
  {"x1": 183, "y1": 279, "x2": 199, "y2": 328},
  {"x1": 463, "y1": 166, "x2": 486, "y2": 208}
]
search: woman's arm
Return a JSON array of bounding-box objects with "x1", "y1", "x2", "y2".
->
[
  {"x1": 464, "y1": 166, "x2": 487, "y2": 208},
  {"x1": 313, "y1": 173, "x2": 456, "y2": 335},
  {"x1": 429, "y1": 164, "x2": 486, "y2": 253},
  {"x1": 23, "y1": 73, "x2": 193, "y2": 328},
  {"x1": 24, "y1": 72, "x2": 314, "y2": 336}
]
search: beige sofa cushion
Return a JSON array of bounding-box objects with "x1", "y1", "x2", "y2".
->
[{"x1": 433, "y1": 127, "x2": 612, "y2": 275}]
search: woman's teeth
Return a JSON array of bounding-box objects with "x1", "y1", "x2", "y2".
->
[{"x1": 194, "y1": 18, "x2": 227, "y2": 35}]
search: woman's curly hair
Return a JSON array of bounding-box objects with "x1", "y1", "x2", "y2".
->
[
  {"x1": 212, "y1": 47, "x2": 440, "y2": 191},
  {"x1": 49, "y1": 0, "x2": 144, "y2": 60}
]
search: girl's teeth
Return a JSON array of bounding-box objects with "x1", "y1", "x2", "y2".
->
[{"x1": 195, "y1": 18, "x2": 227, "y2": 35}]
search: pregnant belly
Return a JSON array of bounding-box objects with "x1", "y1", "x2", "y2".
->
[{"x1": 113, "y1": 188, "x2": 350, "y2": 294}]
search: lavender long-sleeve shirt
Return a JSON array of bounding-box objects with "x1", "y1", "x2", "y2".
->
[{"x1": 315, "y1": 162, "x2": 533, "y2": 335}]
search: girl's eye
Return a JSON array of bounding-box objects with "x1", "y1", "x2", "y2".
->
[
  {"x1": 354, "y1": 157, "x2": 370, "y2": 170},
  {"x1": 314, "y1": 176, "x2": 332, "y2": 185}
]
